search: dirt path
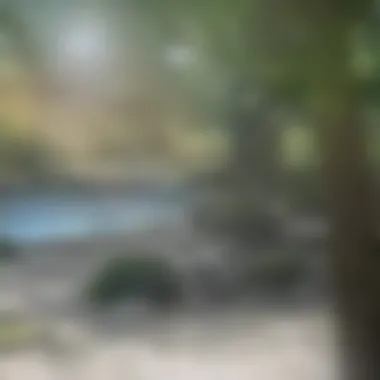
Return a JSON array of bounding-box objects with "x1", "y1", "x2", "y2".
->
[
  {"x1": 0, "y1": 229, "x2": 336, "y2": 379},
  {"x1": 0, "y1": 305, "x2": 336, "y2": 379}
]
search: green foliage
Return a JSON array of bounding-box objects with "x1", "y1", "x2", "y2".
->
[
  {"x1": 0, "y1": 1, "x2": 44, "y2": 84},
  {"x1": 0, "y1": 126, "x2": 50, "y2": 182},
  {"x1": 282, "y1": 124, "x2": 318, "y2": 169},
  {"x1": 85, "y1": 255, "x2": 183, "y2": 308},
  {"x1": 124, "y1": 0, "x2": 380, "y2": 108}
]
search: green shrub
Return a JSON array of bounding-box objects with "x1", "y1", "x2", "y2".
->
[
  {"x1": 0, "y1": 238, "x2": 18, "y2": 263},
  {"x1": 85, "y1": 255, "x2": 183, "y2": 308}
]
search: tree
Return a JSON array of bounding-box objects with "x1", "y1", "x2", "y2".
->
[
  {"x1": 120, "y1": 0, "x2": 380, "y2": 378},
  {"x1": 268, "y1": 2, "x2": 378, "y2": 378},
  {"x1": 0, "y1": 1, "x2": 47, "y2": 94},
  {"x1": 121, "y1": 0, "x2": 286, "y2": 248}
]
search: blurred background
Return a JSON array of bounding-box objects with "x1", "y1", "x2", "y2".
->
[{"x1": 0, "y1": 0, "x2": 378, "y2": 379}]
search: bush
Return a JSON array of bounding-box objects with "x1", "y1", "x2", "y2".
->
[
  {"x1": 0, "y1": 238, "x2": 18, "y2": 263},
  {"x1": 85, "y1": 255, "x2": 183, "y2": 308},
  {"x1": 245, "y1": 251, "x2": 305, "y2": 296}
]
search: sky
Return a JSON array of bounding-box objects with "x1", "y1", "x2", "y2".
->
[{"x1": 9, "y1": 0, "x2": 128, "y2": 101}]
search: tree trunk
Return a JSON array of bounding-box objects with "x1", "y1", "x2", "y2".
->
[{"x1": 316, "y1": 85, "x2": 380, "y2": 379}]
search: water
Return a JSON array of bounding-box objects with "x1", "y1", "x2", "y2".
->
[{"x1": 0, "y1": 189, "x2": 190, "y2": 243}]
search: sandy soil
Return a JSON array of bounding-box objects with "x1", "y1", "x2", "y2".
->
[
  {"x1": 0, "y1": 307, "x2": 337, "y2": 380},
  {"x1": 0, "y1": 229, "x2": 337, "y2": 380}
]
